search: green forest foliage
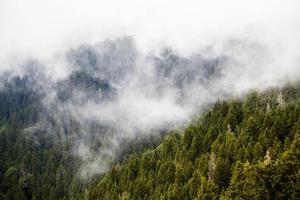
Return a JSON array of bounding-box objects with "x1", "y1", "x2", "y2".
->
[
  {"x1": 1, "y1": 80, "x2": 300, "y2": 200},
  {"x1": 0, "y1": 76, "x2": 84, "y2": 200},
  {"x1": 85, "y1": 85, "x2": 300, "y2": 200},
  {"x1": 0, "y1": 74, "x2": 165, "y2": 200}
]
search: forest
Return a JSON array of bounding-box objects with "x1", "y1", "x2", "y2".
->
[
  {"x1": 0, "y1": 80, "x2": 299, "y2": 199},
  {"x1": 85, "y1": 85, "x2": 300, "y2": 200},
  {"x1": 1, "y1": 0, "x2": 299, "y2": 199}
]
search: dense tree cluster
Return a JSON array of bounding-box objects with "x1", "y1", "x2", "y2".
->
[
  {"x1": 0, "y1": 72, "x2": 166, "y2": 200},
  {"x1": 85, "y1": 85, "x2": 300, "y2": 200},
  {"x1": 0, "y1": 72, "x2": 299, "y2": 200},
  {"x1": 2, "y1": 38, "x2": 298, "y2": 200},
  {"x1": 0, "y1": 74, "x2": 85, "y2": 200}
]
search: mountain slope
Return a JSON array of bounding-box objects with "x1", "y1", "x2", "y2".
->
[
  {"x1": 85, "y1": 85, "x2": 300, "y2": 200},
  {"x1": 0, "y1": 38, "x2": 299, "y2": 200}
]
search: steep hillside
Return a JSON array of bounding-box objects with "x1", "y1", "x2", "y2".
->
[
  {"x1": 0, "y1": 38, "x2": 299, "y2": 200},
  {"x1": 0, "y1": 38, "x2": 228, "y2": 200},
  {"x1": 85, "y1": 85, "x2": 300, "y2": 200},
  {"x1": 1, "y1": 1, "x2": 300, "y2": 200}
]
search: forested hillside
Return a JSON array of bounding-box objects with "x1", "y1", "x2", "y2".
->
[
  {"x1": 0, "y1": 38, "x2": 228, "y2": 200},
  {"x1": 0, "y1": 67, "x2": 164, "y2": 200},
  {"x1": 0, "y1": 72, "x2": 84, "y2": 200},
  {"x1": 0, "y1": 39, "x2": 299, "y2": 200},
  {"x1": 1, "y1": 70, "x2": 299, "y2": 200},
  {"x1": 1, "y1": 0, "x2": 300, "y2": 199},
  {"x1": 85, "y1": 85, "x2": 300, "y2": 200}
]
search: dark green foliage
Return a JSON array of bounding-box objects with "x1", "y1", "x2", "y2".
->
[
  {"x1": 84, "y1": 85, "x2": 300, "y2": 200},
  {"x1": 0, "y1": 75, "x2": 84, "y2": 200},
  {"x1": 1, "y1": 74, "x2": 300, "y2": 200},
  {"x1": 0, "y1": 73, "x2": 167, "y2": 200}
]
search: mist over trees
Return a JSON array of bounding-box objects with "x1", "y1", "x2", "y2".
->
[
  {"x1": 85, "y1": 85, "x2": 300, "y2": 200},
  {"x1": 0, "y1": 37, "x2": 299, "y2": 200},
  {"x1": 0, "y1": 0, "x2": 299, "y2": 199},
  {"x1": 0, "y1": 38, "x2": 228, "y2": 199}
]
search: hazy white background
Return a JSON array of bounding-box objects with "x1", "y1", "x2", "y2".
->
[{"x1": 0, "y1": 0, "x2": 299, "y2": 58}]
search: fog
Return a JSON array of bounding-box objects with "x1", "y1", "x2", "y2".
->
[
  {"x1": 1, "y1": 0, "x2": 299, "y2": 59},
  {"x1": 0, "y1": 0, "x2": 300, "y2": 178}
]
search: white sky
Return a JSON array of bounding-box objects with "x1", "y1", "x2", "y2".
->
[{"x1": 0, "y1": 0, "x2": 299, "y2": 61}]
